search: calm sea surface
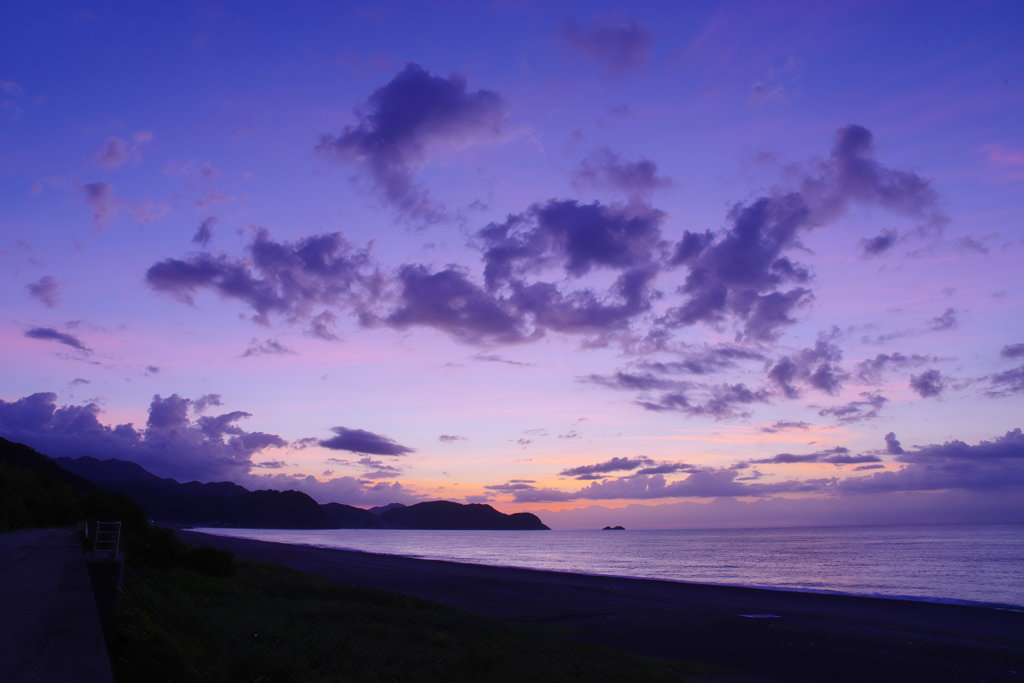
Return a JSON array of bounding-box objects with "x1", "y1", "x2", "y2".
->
[{"x1": 193, "y1": 524, "x2": 1024, "y2": 608}]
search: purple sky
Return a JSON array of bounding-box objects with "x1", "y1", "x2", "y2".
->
[{"x1": 2, "y1": 1, "x2": 1023, "y2": 528}]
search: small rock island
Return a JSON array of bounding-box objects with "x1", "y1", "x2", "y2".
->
[{"x1": 602, "y1": 525, "x2": 626, "y2": 530}]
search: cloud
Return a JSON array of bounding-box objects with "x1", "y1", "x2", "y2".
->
[
  {"x1": 798, "y1": 124, "x2": 945, "y2": 233},
  {"x1": 319, "y1": 426, "x2": 414, "y2": 456},
  {"x1": 910, "y1": 369, "x2": 945, "y2": 398},
  {"x1": 750, "y1": 446, "x2": 881, "y2": 466},
  {"x1": 438, "y1": 434, "x2": 465, "y2": 442},
  {"x1": 760, "y1": 420, "x2": 811, "y2": 433},
  {"x1": 83, "y1": 181, "x2": 116, "y2": 225},
  {"x1": 636, "y1": 383, "x2": 770, "y2": 420},
  {"x1": 662, "y1": 193, "x2": 814, "y2": 341},
  {"x1": 472, "y1": 353, "x2": 531, "y2": 366},
  {"x1": 96, "y1": 130, "x2": 153, "y2": 168},
  {"x1": 80, "y1": 180, "x2": 168, "y2": 227},
  {"x1": 839, "y1": 429, "x2": 1024, "y2": 494},
  {"x1": 25, "y1": 276, "x2": 61, "y2": 308},
  {"x1": 559, "y1": 456, "x2": 652, "y2": 480},
  {"x1": 986, "y1": 365, "x2": 1024, "y2": 398},
  {"x1": 24, "y1": 327, "x2": 90, "y2": 353},
  {"x1": 355, "y1": 456, "x2": 403, "y2": 479},
  {"x1": 0, "y1": 392, "x2": 286, "y2": 482},
  {"x1": 860, "y1": 228, "x2": 899, "y2": 257},
  {"x1": 241, "y1": 338, "x2": 295, "y2": 358},
  {"x1": 485, "y1": 480, "x2": 538, "y2": 494},
  {"x1": 316, "y1": 63, "x2": 506, "y2": 221},
  {"x1": 767, "y1": 332, "x2": 847, "y2": 398},
  {"x1": 147, "y1": 228, "x2": 382, "y2": 333},
  {"x1": 1000, "y1": 343, "x2": 1024, "y2": 359},
  {"x1": 246, "y1": 472, "x2": 421, "y2": 506},
  {"x1": 514, "y1": 469, "x2": 827, "y2": 503},
  {"x1": 562, "y1": 15, "x2": 652, "y2": 75},
  {"x1": 572, "y1": 148, "x2": 671, "y2": 201},
  {"x1": 885, "y1": 432, "x2": 904, "y2": 455},
  {"x1": 636, "y1": 345, "x2": 766, "y2": 376},
  {"x1": 479, "y1": 199, "x2": 664, "y2": 288},
  {"x1": 927, "y1": 307, "x2": 958, "y2": 331},
  {"x1": 856, "y1": 352, "x2": 933, "y2": 383},
  {"x1": 384, "y1": 264, "x2": 534, "y2": 344},
  {"x1": 252, "y1": 460, "x2": 288, "y2": 469},
  {"x1": 817, "y1": 391, "x2": 887, "y2": 423},
  {"x1": 192, "y1": 394, "x2": 223, "y2": 413},
  {"x1": 193, "y1": 217, "x2": 215, "y2": 246}
]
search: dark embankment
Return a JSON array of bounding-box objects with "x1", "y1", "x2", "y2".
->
[{"x1": 181, "y1": 530, "x2": 1024, "y2": 683}]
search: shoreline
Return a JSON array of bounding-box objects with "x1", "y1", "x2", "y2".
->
[
  {"x1": 188, "y1": 526, "x2": 1024, "y2": 612},
  {"x1": 180, "y1": 529, "x2": 1024, "y2": 682}
]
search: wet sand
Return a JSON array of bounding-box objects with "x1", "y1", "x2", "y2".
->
[{"x1": 180, "y1": 530, "x2": 1024, "y2": 682}]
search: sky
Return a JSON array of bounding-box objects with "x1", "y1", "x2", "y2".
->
[{"x1": 2, "y1": 0, "x2": 1023, "y2": 529}]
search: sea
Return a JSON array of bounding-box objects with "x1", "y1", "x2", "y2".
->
[{"x1": 192, "y1": 523, "x2": 1024, "y2": 609}]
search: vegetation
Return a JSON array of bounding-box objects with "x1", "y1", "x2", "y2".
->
[{"x1": 111, "y1": 555, "x2": 702, "y2": 682}]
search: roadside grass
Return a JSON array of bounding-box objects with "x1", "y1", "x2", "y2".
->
[{"x1": 111, "y1": 559, "x2": 710, "y2": 682}]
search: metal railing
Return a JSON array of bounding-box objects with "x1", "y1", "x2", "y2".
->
[{"x1": 92, "y1": 521, "x2": 122, "y2": 558}]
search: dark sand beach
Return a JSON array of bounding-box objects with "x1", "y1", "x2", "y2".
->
[{"x1": 180, "y1": 530, "x2": 1023, "y2": 682}]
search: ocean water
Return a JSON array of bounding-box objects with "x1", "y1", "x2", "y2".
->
[{"x1": 192, "y1": 523, "x2": 1024, "y2": 609}]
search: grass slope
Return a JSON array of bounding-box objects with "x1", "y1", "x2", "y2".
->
[{"x1": 112, "y1": 560, "x2": 705, "y2": 682}]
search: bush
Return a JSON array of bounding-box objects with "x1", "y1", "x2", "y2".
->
[{"x1": 182, "y1": 545, "x2": 236, "y2": 577}]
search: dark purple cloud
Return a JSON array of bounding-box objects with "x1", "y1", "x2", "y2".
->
[
  {"x1": 485, "y1": 480, "x2": 538, "y2": 494},
  {"x1": 0, "y1": 392, "x2": 286, "y2": 482},
  {"x1": 478, "y1": 199, "x2": 664, "y2": 289},
  {"x1": 585, "y1": 371, "x2": 678, "y2": 392},
  {"x1": 319, "y1": 426, "x2": 414, "y2": 456},
  {"x1": 767, "y1": 333, "x2": 846, "y2": 398},
  {"x1": 760, "y1": 420, "x2": 811, "y2": 433},
  {"x1": 572, "y1": 148, "x2": 671, "y2": 200},
  {"x1": 799, "y1": 124, "x2": 945, "y2": 232},
  {"x1": 510, "y1": 266, "x2": 657, "y2": 334},
  {"x1": 241, "y1": 338, "x2": 295, "y2": 358},
  {"x1": 356, "y1": 456, "x2": 403, "y2": 480},
  {"x1": 1001, "y1": 343, "x2": 1024, "y2": 359},
  {"x1": 910, "y1": 369, "x2": 945, "y2": 398},
  {"x1": 438, "y1": 434, "x2": 465, "y2": 442},
  {"x1": 83, "y1": 181, "x2": 115, "y2": 224},
  {"x1": 928, "y1": 307, "x2": 958, "y2": 331},
  {"x1": 559, "y1": 456, "x2": 652, "y2": 480},
  {"x1": 472, "y1": 353, "x2": 531, "y2": 366},
  {"x1": 193, "y1": 216, "x2": 215, "y2": 246},
  {"x1": 24, "y1": 327, "x2": 90, "y2": 353},
  {"x1": 637, "y1": 345, "x2": 766, "y2": 376},
  {"x1": 840, "y1": 429, "x2": 1024, "y2": 493},
  {"x1": 385, "y1": 264, "x2": 533, "y2": 344},
  {"x1": 751, "y1": 446, "x2": 881, "y2": 466},
  {"x1": 637, "y1": 383, "x2": 770, "y2": 420},
  {"x1": 25, "y1": 276, "x2": 61, "y2": 308},
  {"x1": 192, "y1": 394, "x2": 223, "y2": 413},
  {"x1": 634, "y1": 461, "x2": 699, "y2": 476},
  {"x1": 662, "y1": 193, "x2": 814, "y2": 341},
  {"x1": 856, "y1": 352, "x2": 933, "y2": 383},
  {"x1": 563, "y1": 15, "x2": 652, "y2": 75},
  {"x1": 146, "y1": 229, "x2": 381, "y2": 334},
  {"x1": 885, "y1": 432, "x2": 904, "y2": 455},
  {"x1": 252, "y1": 460, "x2": 288, "y2": 469},
  {"x1": 986, "y1": 365, "x2": 1024, "y2": 398},
  {"x1": 316, "y1": 63, "x2": 506, "y2": 221},
  {"x1": 513, "y1": 469, "x2": 829, "y2": 503},
  {"x1": 817, "y1": 391, "x2": 887, "y2": 423},
  {"x1": 860, "y1": 228, "x2": 899, "y2": 257}
]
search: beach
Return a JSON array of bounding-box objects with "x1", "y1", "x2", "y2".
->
[{"x1": 180, "y1": 530, "x2": 1024, "y2": 682}]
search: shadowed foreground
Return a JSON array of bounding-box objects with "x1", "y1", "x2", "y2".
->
[{"x1": 181, "y1": 530, "x2": 1024, "y2": 683}]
